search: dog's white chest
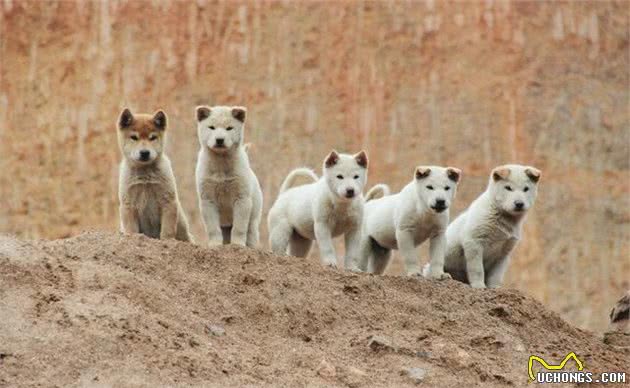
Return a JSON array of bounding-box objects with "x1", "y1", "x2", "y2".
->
[
  {"x1": 330, "y1": 210, "x2": 357, "y2": 237},
  {"x1": 200, "y1": 177, "x2": 242, "y2": 226}
]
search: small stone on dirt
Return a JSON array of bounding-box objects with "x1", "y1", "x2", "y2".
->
[
  {"x1": 401, "y1": 367, "x2": 427, "y2": 384},
  {"x1": 207, "y1": 324, "x2": 225, "y2": 336},
  {"x1": 316, "y1": 359, "x2": 336, "y2": 379},
  {"x1": 367, "y1": 335, "x2": 395, "y2": 352}
]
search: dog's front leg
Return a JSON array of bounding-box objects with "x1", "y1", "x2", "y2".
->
[
  {"x1": 200, "y1": 199, "x2": 223, "y2": 246},
  {"x1": 486, "y1": 239, "x2": 516, "y2": 288},
  {"x1": 343, "y1": 227, "x2": 361, "y2": 270},
  {"x1": 428, "y1": 233, "x2": 451, "y2": 280},
  {"x1": 396, "y1": 229, "x2": 420, "y2": 276},
  {"x1": 314, "y1": 221, "x2": 337, "y2": 268},
  {"x1": 355, "y1": 235, "x2": 371, "y2": 272},
  {"x1": 463, "y1": 239, "x2": 486, "y2": 288},
  {"x1": 120, "y1": 205, "x2": 139, "y2": 234},
  {"x1": 486, "y1": 256, "x2": 511, "y2": 288},
  {"x1": 231, "y1": 197, "x2": 253, "y2": 246},
  {"x1": 160, "y1": 201, "x2": 178, "y2": 239}
]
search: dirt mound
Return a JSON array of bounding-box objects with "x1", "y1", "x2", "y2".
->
[{"x1": 0, "y1": 232, "x2": 627, "y2": 387}]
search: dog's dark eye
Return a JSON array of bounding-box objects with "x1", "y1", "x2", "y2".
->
[
  {"x1": 505, "y1": 185, "x2": 513, "y2": 191},
  {"x1": 353, "y1": 175, "x2": 359, "y2": 179},
  {"x1": 523, "y1": 186, "x2": 529, "y2": 192},
  {"x1": 130, "y1": 135, "x2": 139, "y2": 141},
  {"x1": 209, "y1": 126, "x2": 215, "y2": 130},
  {"x1": 336, "y1": 175, "x2": 343, "y2": 180},
  {"x1": 226, "y1": 126, "x2": 233, "y2": 131},
  {"x1": 444, "y1": 186, "x2": 450, "y2": 191},
  {"x1": 426, "y1": 185, "x2": 434, "y2": 190}
]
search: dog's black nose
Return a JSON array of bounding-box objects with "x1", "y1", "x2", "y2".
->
[
  {"x1": 514, "y1": 200, "x2": 524, "y2": 210},
  {"x1": 435, "y1": 199, "x2": 446, "y2": 208},
  {"x1": 345, "y1": 188, "x2": 355, "y2": 198},
  {"x1": 215, "y1": 138, "x2": 225, "y2": 146},
  {"x1": 139, "y1": 150, "x2": 151, "y2": 161}
]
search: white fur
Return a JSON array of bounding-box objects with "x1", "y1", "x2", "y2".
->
[
  {"x1": 438, "y1": 164, "x2": 541, "y2": 288},
  {"x1": 267, "y1": 151, "x2": 368, "y2": 268},
  {"x1": 357, "y1": 166, "x2": 461, "y2": 277},
  {"x1": 195, "y1": 106, "x2": 263, "y2": 247},
  {"x1": 365, "y1": 184, "x2": 391, "y2": 202}
]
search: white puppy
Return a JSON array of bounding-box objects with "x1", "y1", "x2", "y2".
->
[
  {"x1": 268, "y1": 150, "x2": 369, "y2": 268},
  {"x1": 357, "y1": 166, "x2": 461, "y2": 277},
  {"x1": 195, "y1": 105, "x2": 263, "y2": 247},
  {"x1": 439, "y1": 164, "x2": 541, "y2": 288}
]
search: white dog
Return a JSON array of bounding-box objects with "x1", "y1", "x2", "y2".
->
[
  {"x1": 195, "y1": 105, "x2": 263, "y2": 247},
  {"x1": 268, "y1": 150, "x2": 369, "y2": 268},
  {"x1": 439, "y1": 164, "x2": 541, "y2": 288},
  {"x1": 357, "y1": 166, "x2": 461, "y2": 277}
]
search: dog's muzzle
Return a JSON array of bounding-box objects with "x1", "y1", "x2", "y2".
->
[
  {"x1": 513, "y1": 200, "x2": 525, "y2": 212},
  {"x1": 345, "y1": 188, "x2": 356, "y2": 199},
  {"x1": 431, "y1": 199, "x2": 447, "y2": 213},
  {"x1": 139, "y1": 150, "x2": 151, "y2": 162}
]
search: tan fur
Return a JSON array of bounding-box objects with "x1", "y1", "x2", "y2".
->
[
  {"x1": 492, "y1": 166, "x2": 511, "y2": 181},
  {"x1": 117, "y1": 108, "x2": 193, "y2": 242}
]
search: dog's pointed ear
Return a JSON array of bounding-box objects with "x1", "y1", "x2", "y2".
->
[
  {"x1": 324, "y1": 150, "x2": 340, "y2": 168},
  {"x1": 232, "y1": 107, "x2": 247, "y2": 123},
  {"x1": 492, "y1": 166, "x2": 511, "y2": 182},
  {"x1": 447, "y1": 167, "x2": 462, "y2": 183},
  {"x1": 525, "y1": 167, "x2": 541, "y2": 183},
  {"x1": 415, "y1": 166, "x2": 431, "y2": 180},
  {"x1": 354, "y1": 150, "x2": 368, "y2": 169},
  {"x1": 118, "y1": 108, "x2": 134, "y2": 129},
  {"x1": 196, "y1": 106, "x2": 211, "y2": 122},
  {"x1": 153, "y1": 110, "x2": 167, "y2": 130}
]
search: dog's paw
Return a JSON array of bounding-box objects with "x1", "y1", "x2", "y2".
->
[
  {"x1": 429, "y1": 272, "x2": 452, "y2": 281},
  {"x1": 323, "y1": 260, "x2": 338, "y2": 269},
  {"x1": 470, "y1": 282, "x2": 487, "y2": 289},
  {"x1": 487, "y1": 284, "x2": 501, "y2": 289},
  {"x1": 347, "y1": 265, "x2": 363, "y2": 273}
]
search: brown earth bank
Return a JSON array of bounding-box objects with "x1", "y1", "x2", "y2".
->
[
  {"x1": 0, "y1": 232, "x2": 628, "y2": 388},
  {"x1": 1, "y1": 0, "x2": 629, "y2": 334}
]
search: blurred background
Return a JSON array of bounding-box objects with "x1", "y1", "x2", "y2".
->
[{"x1": 0, "y1": 0, "x2": 627, "y2": 333}]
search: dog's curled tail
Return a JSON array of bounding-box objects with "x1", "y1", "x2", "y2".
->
[
  {"x1": 365, "y1": 184, "x2": 391, "y2": 202},
  {"x1": 279, "y1": 168, "x2": 318, "y2": 194}
]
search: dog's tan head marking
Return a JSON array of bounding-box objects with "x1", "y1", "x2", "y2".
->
[
  {"x1": 325, "y1": 150, "x2": 340, "y2": 168},
  {"x1": 196, "y1": 106, "x2": 211, "y2": 122},
  {"x1": 354, "y1": 150, "x2": 368, "y2": 168},
  {"x1": 118, "y1": 109, "x2": 167, "y2": 137},
  {"x1": 447, "y1": 167, "x2": 462, "y2": 183},
  {"x1": 232, "y1": 107, "x2": 247, "y2": 123},
  {"x1": 525, "y1": 167, "x2": 542, "y2": 183},
  {"x1": 492, "y1": 166, "x2": 511, "y2": 181},
  {"x1": 117, "y1": 108, "x2": 167, "y2": 165},
  {"x1": 415, "y1": 167, "x2": 431, "y2": 180}
]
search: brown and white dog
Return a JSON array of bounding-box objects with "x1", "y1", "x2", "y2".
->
[{"x1": 117, "y1": 108, "x2": 193, "y2": 241}]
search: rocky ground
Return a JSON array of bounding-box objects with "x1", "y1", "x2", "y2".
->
[{"x1": 0, "y1": 232, "x2": 627, "y2": 387}]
